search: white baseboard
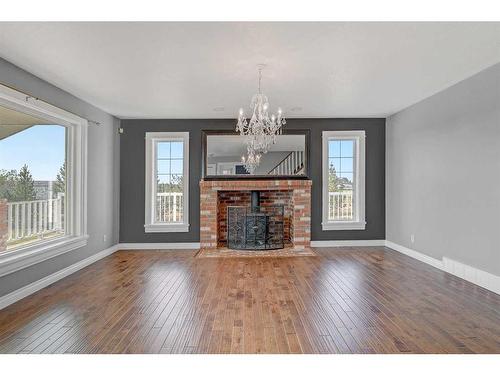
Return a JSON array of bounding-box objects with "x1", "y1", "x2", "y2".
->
[
  {"x1": 385, "y1": 240, "x2": 500, "y2": 295},
  {"x1": 442, "y1": 257, "x2": 500, "y2": 295},
  {"x1": 2, "y1": 240, "x2": 497, "y2": 311},
  {"x1": 0, "y1": 244, "x2": 120, "y2": 310},
  {"x1": 0, "y1": 242, "x2": 199, "y2": 310},
  {"x1": 384, "y1": 240, "x2": 443, "y2": 270},
  {"x1": 311, "y1": 240, "x2": 386, "y2": 247},
  {"x1": 117, "y1": 242, "x2": 201, "y2": 250}
]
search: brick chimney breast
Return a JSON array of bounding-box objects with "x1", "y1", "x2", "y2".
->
[{"x1": 199, "y1": 180, "x2": 311, "y2": 251}]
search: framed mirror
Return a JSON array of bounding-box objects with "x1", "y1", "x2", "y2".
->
[{"x1": 202, "y1": 129, "x2": 309, "y2": 179}]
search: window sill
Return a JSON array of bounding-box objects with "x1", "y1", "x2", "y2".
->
[
  {"x1": 322, "y1": 221, "x2": 366, "y2": 231},
  {"x1": 144, "y1": 223, "x2": 190, "y2": 233},
  {"x1": 0, "y1": 235, "x2": 89, "y2": 277}
]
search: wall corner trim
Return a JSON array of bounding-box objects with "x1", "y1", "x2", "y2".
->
[
  {"x1": 0, "y1": 244, "x2": 120, "y2": 310},
  {"x1": 385, "y1": 240, "x2": 500, "y2": 295}
]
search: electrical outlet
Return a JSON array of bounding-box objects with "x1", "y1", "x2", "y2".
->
[
  {"x1": 103, "y1": 234, "x2": 107, "y2": 243},
  {"x1": 410, "y1": 234, "x2": 415, "y2": 244}
]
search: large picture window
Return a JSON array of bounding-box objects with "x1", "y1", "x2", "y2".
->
[
  {"x1": 145, "y1": 132, "x2": 189, "y2": 232},
  {"x1": 322, "y1": 130, "x2": 365, "y2": 230},
  {"x1": 0, "y1": 84, "x2": 88, "y2": 277},
  {"x1": 1, "y1": 121, "x2": 67, "y2": 250}
]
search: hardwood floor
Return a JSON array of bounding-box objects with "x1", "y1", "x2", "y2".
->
[{"x1": 0, "y1": 247, "x2": 498, "y2": 354}]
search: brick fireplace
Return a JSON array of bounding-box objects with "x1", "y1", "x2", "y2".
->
[{"x1": 199, "y1": 180, "x2": 312, "y2": 250}]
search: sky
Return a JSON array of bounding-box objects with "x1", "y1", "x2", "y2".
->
[
  {"x1": 328, "y1": 139, "x2": 354, "y2": 182},
  {"x1": 0, "y1": 125, "x2": 66, "y2": 181}
]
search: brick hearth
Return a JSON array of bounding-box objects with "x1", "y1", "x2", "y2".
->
[{"x1": 199, "y1": 179, "x2": 312, "y2": 250}]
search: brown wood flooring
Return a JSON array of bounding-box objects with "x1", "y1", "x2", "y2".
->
[{"x1": 0, "y1": 247, "x2": 498, "y2": 354}]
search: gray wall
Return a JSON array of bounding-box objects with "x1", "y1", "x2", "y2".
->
[
  {"x1": 0, "y1": 57, "x2": 120, "y2": 297},
  {"x1": 120, "y1": 118, "x2": 385, "y2": 243},
  {"x1": 386, "y1": 63, "x2": 500, "y2": 276}
]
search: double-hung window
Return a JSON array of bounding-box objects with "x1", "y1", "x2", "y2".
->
[
  {"x1": 0, "y1": 84, "x2": 88, "y2": 277},
  {"x1": 322, "y1": 130, "x2": 365, "y2": 230},
  {"x1": 145, "y1": 132, "x2": 189, "y2": 233}
]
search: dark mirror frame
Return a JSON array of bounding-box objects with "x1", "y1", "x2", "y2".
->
[{"x1": 201, "y1": 129, "x2": 310, "y2": 180}]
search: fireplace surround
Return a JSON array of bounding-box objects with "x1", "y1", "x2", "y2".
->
[{"x1": 199, "y1": 179, "x2": 312, "y2": 251}]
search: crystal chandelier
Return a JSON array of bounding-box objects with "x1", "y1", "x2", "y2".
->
[
  {"x1": 240, "y1": 148, "x2": 261, "y2": 174},
  {"x1": 236, "y1": 66, "x2": 286, "y2": 173}
]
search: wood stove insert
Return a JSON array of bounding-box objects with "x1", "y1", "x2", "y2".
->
[{"x1": 227, "y1": 191, "x2": 284, "y2": 250}]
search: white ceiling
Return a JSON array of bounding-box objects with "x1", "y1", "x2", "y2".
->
[{"x1": 0, "y1": 22, "x2": 499, "y2": 119}]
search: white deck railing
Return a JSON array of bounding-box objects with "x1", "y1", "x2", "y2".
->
[
  {"x1": 328, "y1": 191, "x2": 353, "y2": 221},
  {"x1": 5, "y1": 191, "x2": 349, "y2": 242},
  {"x1": 7, "y1": 194, "x2": 65, "y2": 243},
  {"x1": 156, "y1": 192, "x2": 348, "y2": 223},
  {"x1": 156, "y1": 192, "x2": 183, "y2": 222}
]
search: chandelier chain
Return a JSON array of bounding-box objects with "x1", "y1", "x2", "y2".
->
[{"x1": 258, "y1": 68, "x2": 262, "y2": 94}]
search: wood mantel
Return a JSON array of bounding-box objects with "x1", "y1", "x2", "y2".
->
[{"x1": 199, "y1": 179, "x2": 312, "y2": 250}]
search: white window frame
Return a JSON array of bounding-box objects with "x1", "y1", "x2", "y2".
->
[
  {"x1": 0, "y1": 84, "x2": 88, "y2": 277},
  {"x1": 145, "y1": 132, "x2": 189, "y2": 233},
  {"x1": 322, "y1": 130, "x2": 366, "y2": 231}
]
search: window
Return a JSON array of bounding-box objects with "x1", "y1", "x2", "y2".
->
[
  {"x1": 1, "y1": 123, "x2": 67, "y2": 250},
  {"x1": 145, "y1": 132, "x2": 189, "y2": 232},
  {"x1": 0, "y1": 84, "x2": 88, "y2": 277},
  {"x1": 322, "y1": 130, "x2": 365, "y2": 230}
]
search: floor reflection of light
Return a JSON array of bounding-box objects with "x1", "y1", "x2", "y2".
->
[
  {"x1": 132, "y1": 255, "x2": 211, "y2": 351},
  {"x1": 296, "y1": 250, "x2": 390, "y2": 345}
]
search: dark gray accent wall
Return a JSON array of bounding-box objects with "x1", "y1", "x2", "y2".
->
[
  {"x1": 120, "y1": 118, "x2": 385, "y2": 243},
  {"x1": 0, "y1": 57, "x2": 120, "y2": 298}
]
